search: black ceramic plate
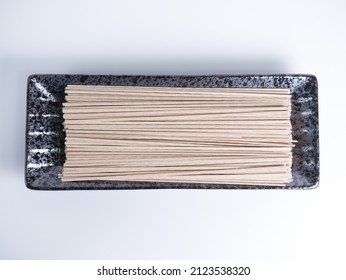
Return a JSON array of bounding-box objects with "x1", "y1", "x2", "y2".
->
[{"x1": 25, "y1": 74, "x2": 319, "y2": 190}]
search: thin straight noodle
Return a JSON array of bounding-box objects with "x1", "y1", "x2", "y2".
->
[{"x1": 61, "y1": 85, "x2": 294, "y2": 186}]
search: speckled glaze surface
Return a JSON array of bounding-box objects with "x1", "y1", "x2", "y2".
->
[{"x1": 25, "y1": 74, "x2": 319, "y2": 190}]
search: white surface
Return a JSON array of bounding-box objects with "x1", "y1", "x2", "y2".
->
[{"x1": 0, "y1": 0, "x2": 345, "y2": 260}]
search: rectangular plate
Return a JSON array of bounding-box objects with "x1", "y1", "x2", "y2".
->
[{"x1": 25, "y1": 74, "x2": 319, "y2": 190}]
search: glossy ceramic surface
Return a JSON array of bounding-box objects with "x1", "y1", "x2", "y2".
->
[{"x1": 25, "y1": 74, "x2": 319, "y2": 190}]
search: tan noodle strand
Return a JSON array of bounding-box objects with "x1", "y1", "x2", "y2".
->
[{"x1": 60, "y1": 85, "x2": 294, "y2": 186}]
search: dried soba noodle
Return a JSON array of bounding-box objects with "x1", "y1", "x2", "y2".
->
[{"x1": 60, "y1": 85, "x2": 295, "y2": 186}]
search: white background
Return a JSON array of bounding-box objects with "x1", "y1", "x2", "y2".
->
[{"x1": 0, "y1": 0, "x2": 345, "y2": 260}]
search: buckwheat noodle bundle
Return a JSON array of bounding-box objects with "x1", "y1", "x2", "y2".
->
[{"x1": 60, "y1": 85, "x2": 295, "y2": 186}]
